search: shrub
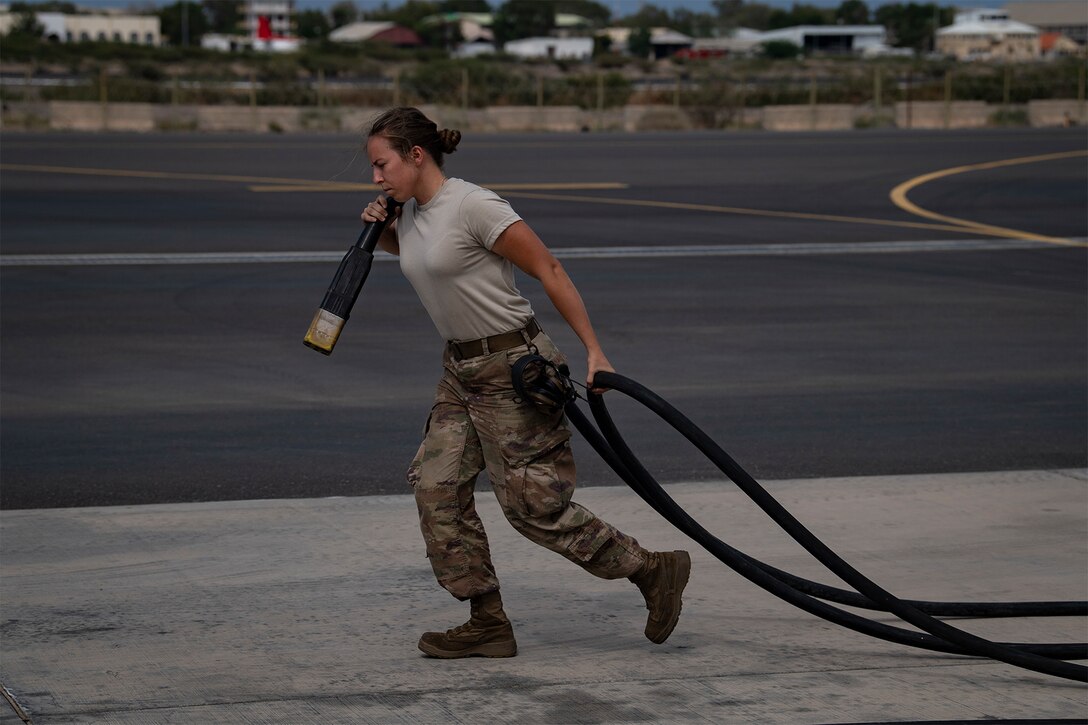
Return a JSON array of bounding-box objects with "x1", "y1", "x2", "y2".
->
[{"x1": 761, "y1": 40, "x2": 801, "y2": 60}]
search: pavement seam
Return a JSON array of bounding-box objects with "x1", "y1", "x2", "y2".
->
[{"x1": 0, "y1": 682, "x2": 32, "y2": 723}]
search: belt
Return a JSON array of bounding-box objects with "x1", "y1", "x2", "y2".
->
[{"x1": 450, "y1": 318, "x2": 541, "y2": 361}]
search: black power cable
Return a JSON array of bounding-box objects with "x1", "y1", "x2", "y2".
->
[
  {"x1": 564, "y1": 402, "x2": 1084, "y2": 663},
  {"x1": 575, "y1": 371, "x2": 1087, "y2": 682},
  {"x1": 509, "y1": 359, "x2": 1088, "y2": 679},
  {"x1": 571, "y1": 395, "x2": 1083, "y2": 620}
]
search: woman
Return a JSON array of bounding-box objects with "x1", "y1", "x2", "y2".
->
[{"x1": 361, "y1": 107, "x2": 690, "y2": 659}]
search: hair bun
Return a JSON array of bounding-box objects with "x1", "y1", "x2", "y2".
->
[{"x1": 438, "y1": 128, "x2": 461, "y2": 155}]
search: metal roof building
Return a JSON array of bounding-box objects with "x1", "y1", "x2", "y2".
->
[
  {"x1": 936, "y1": 9, "x2": 1040, "y2": 60},
  {"x1": 503, "y1": 36, "x2": 594, "y2": 61},
  {"x1": 328, "y1": 21, "x2": 421, "y2": 47},
  {"x1": 1006, "y1": 1, "x2": 1087, "y2": 45},
  {"x1": 755, "y1": 25, "x2": 887, "y2": 55}
]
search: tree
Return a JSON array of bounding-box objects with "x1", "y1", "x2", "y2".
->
[
  {"x1": 627, "y1": 26, "x2": 651, "y2": 58},
  {"x1": 713, "y1": 0, "x2": 775, "y2": 32},
  {"x1": 712, "y1": 0, "x2": 743, "y2": 29},
  {"x1": 364, "y1": 0, "x2": 439, "y2": 28},
  {"x1": 835, "y1": 0, "x2": 869, "y2": 25},
  {"x1": 617, "y1": 3, "x2": 670, "y2": 28},
  {"x1": 670, "y1": 9, "x2": 717, "y2": 37},
  {"x1": 202, "y1": 0, "x2": 239, "y2": 35},
  {"x1": 329, "y1": 1, "x2": 358, "y2": 29},
  {"x1": 493, "y1": 0, "x2": 555, "y2": 45},
  {"x1": 439, "y1": 0, "x2": 491, "y2": 11},
  {"x1": 554, "y1": 0, "x2": 610, "y2": 27},
  {"x1": 761, "y1": 39, "x2": 801, "y2": 58},
  {"x1": 768, "y1": 3, "x2": 832, "y2": 29},
  {"x1": 791, "y1": 3, "x2": 833, "y2": 25},
  {"x1": 7, "y1": 10, "x2": 44, "y2": 39},
  {"x1": 296, "y1": 9, "x2": 331, "y2": 39},
  {"x1": 158, "y1": 1, "x2": 208, "y2": 46},
  {"x1": 875, "y1": 2, "x2": 950, "y2": 52},
  {"x1": 10, "y1": 1, "x2": 76, "y2": 12}
]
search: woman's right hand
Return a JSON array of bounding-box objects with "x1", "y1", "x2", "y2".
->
[{"x1": 361, "y1": 195, "x2": 391, "y2": 224}]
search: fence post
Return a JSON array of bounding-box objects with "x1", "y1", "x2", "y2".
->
[
  {"x1": 317, "y1": 68, "x2": 325, "y2": 108},
  {"x1": 171, "y1": 71, "x2": 179, "y2": 105},
  {"x1": 873, "y1": 65, "x2": 882, "y2": 111},
  {"x1": 99, "y1": 68, "x2": 108, "y2": 131},
  {"x1": 596, "y1": 71, "x2": 604, "y2": 130},
  {"x1": 809, "y1": 70, "x2": 817, "y2": 130},
  {"x1": 905, "y1": 68, "x2": 912, "y2": 129},
  {"x1": 1078, "y1": 64, "x2": 1085, "y2": 124},
  {"x1": 537, "y1": 72, "x2": 544, "y2": 108},
  {"x1": 943, "y1": 69, "x2": 952, "y2": 128},
  {"x1": 250, "y1": 70, "x2": 258, "y2": 131},
  {"x1": 674, "y1": 73, "x2": 681, "y2": 108},
  {"x1": 461, "y1": 67, "x2": 469, "y2": 112},
  {"x1": 736, "y1": 74, "x2": 747, "y2": 129}
]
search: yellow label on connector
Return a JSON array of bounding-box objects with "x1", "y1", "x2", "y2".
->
[{"x1": 303, "y1": 309, "x2": 345, "y2": 355}]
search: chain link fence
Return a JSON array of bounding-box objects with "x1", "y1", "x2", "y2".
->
[{"x1": 2, "y1": 57, "x2": 1085, "y2": 127}]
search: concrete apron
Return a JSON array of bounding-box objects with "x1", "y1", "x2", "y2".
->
[{"x1": 1, "y1": 469, "x2": 1085, "y2": 724}]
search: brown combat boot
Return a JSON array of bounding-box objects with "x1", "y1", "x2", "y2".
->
[
  {"x1": 417, "y1": 590, "x2": 518, "y2": 658},
  {"x1": 629, "y1": 550, "x2": 691, "y2": 644}
]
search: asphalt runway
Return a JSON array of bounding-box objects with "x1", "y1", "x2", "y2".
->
[{"x1": 1, "y1": 128, "x2": 1085, "y2": 509}]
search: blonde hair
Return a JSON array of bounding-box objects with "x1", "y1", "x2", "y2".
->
[{"x1": 367, "y1": 107, "x2": 461, "y2": 169}]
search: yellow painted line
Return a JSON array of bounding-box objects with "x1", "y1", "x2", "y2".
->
[
  {"x1": 0, "y1": 164, "x2": 627, "y2": 194},
  {"x1": 889, "y1": 151, "x2": 1088, "y2": 246},
  {"x1": 500, "y1": 191, "x2": 1001, "y2": 236},
  {"x1": 0, "y1": 163, "x2": 332, "y2": 187},
  {"x1": 246, "y1": 182, "x2": 375, "y2": 192},
  {"x1": 247, "y1": 181, "x2": 629, "y2": 192},
  {"x1": 9, "y1": 160, "x2": 1081, "y2": 243}
]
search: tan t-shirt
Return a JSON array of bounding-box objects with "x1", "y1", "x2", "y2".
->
[{"x1": 397, "y1": 178, "x2": 535, "y2": 342}]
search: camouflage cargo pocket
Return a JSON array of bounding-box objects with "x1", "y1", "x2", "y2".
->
[{"x1": 509, "y1": 434, "x2": 576, "y2": 519}]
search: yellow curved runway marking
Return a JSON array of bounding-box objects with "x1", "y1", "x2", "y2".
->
[
  {"x1": 5, "y1": 160, "x2": 1083, "y2": 242},
  {"x1": 501, "y1": 191, "x2": 1000, "y2": 236},
  {"x1": 0, "y1": 162, "x2": 965, "y2": 234},
  {"x1": 889, "y1": 150, "x2": 1088, "y2": 246}
]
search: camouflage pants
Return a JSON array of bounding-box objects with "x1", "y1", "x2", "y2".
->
[{"x1": 407, "y1": 330, "x2": 646, "y2": 601}]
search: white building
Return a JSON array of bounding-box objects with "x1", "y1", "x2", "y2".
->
[
  {"x1": 679, "y1": 25, "x2": 889, "y2": 58},
  {"x1": 503, "y1": 36, "x2": 593, "y2": 61},
  {"x1": 0, "y1": 9, "x2": 160, "y2": 45},
  {"x1": 599, "y1": 26, "x2": 695, "y2": 59},
  {"x1": 689, "y1": 28, "x2": 764, "y2": 57},
  {"x1": 241, "y1": 1, "x2": 294, "y2": 39},
  {"x1": 936, "y1": 9, "x2": 1040, "y2": 61},
  {"x1": 200, "y1": 0, "x2": 301, "y2": 54},
  {"x1": 420, "y1": 12, "x2": 495, "y2": 46},
  {"x1": 452, "y1": 41, "x2": 498, "y2": 59}
]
